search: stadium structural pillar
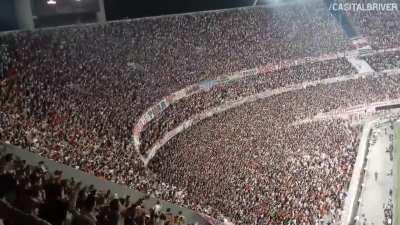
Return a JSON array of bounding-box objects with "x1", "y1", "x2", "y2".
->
[
  {"x1": 97, "y1": 0, "x2": 106, "y2": 23},
  {"x1": 14, "y1": 0, "x2": 35, "y2": 30}
]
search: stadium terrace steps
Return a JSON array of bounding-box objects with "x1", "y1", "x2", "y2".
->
[
  {"x1": 134, "y1": 48, "x2": 400, "y2": 164},
  {"x1": 140, "y1": 68, "x2": 400, "y2": 166}
]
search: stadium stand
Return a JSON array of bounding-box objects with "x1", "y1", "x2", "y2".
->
[
  {"x1": 149, "y1": 74, "x2": 400, "y2": 224},
  {"x1": 339, "y1": 0, "x2": 400, "y2": 49},
  {"x1": 0, "y1": 0, "x2": 399, "y2": 224},
  {"x1": 362, "y1": 50, "x2": 400, "y2": 71},
  {"x1": 139, "y1": 58, "x2": 358, "y2": 154},
  {"x1": 0, "y1": 146, "x2": 193, "y2": 225}
]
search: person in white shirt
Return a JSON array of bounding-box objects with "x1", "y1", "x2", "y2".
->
[{"x1": 153, "y1": 201, "x2": 162, "y2": 215}]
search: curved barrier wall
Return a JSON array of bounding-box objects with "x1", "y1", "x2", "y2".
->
[
  {"x1": 133, "y1": 52, "x2": 344, "y2": 161},
  {"x1": 340, "y1": 122, "x2": 373, "y2": 225},
  {"x1": 142, "y1": 69, "x2": 400, "y2": 166},
  {"x1": 393, "y1": 121, "x2": 400, "y2": 225},
  {"x1": 133, "y1": 47, "x2": 400, "y2": 163},
  {"x1": 341, "y1": 116, "x2": 398, "y2": 225},
  {"x1": 0, "y1": 143, "x2": 209, "y2": 225}
]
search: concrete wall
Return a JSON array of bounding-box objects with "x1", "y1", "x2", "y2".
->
[
  {"x1": 13, "y1": 0, "x2": 106, "y2": 30},
  {"x1": 341, "y1": 122, "x2": 373, "y2": 225},
  {"x1": 0, "y1": 143, "x2": 209, "y2": 225},
  {"x1": 394, "y1": 122, "x2": 400, "y2": 225},
  {"x1": 96, "y1": 0, "x2": 106, "y2": 23},
  {"x1": 14, "y1": 0, "x2": 35, "y2": 30}
]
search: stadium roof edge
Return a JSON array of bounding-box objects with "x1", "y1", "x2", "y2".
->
[{"x1": 0, "y1": 0, "x2": 324, "y2": 36}]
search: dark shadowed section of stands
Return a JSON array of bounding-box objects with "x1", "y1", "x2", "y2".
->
[
  {"x1": 0, "y1": 143, "x2": 209, "y2": 225},
  {"x1": 376, "y1": 104, "x2": 400, "y2": 111}
]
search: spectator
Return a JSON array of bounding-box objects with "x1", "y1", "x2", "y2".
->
[
  {"x1": 39, "y1": 183, "x2": 69, "y2": 225},
  {"x1": 71, "y1": 194, "x2": 97, "y2": 225}
]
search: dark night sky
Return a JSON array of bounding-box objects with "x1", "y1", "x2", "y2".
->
[
  {"x1": 104, "y1": 0, "x2": 255, "y2": 20},
  {"x1": 0, "y1": 0, "x2": 18, "y2": 31},
  {"x1": 0, "y1": 0, "x2": 255, "y2": 31}
]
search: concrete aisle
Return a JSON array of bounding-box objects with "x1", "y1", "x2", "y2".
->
[{"x1": 356, "y1": 123, "x2": 394, "y2": 225}]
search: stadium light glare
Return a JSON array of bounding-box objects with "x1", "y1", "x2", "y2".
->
[
  {"x1": 253, "y1": 0, "x2": 269, "y2": 6},
  {"x1": 47, "y1": 0, "x2": 56, "y2": 4}
]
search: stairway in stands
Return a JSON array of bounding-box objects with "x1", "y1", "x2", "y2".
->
[{"x1": 324, "y1": 0, "x2": 375, "y2": 73}]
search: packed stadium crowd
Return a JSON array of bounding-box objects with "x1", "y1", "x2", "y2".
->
[
  {"x1": 0, "y1": 43, "x2": 10, "y2": 79},
  {"x1": 383, "y1": 200, "x2": 393, "y2": 225},
  {"x1": 340, "y1": 0, "x2": 400, "y2": 49},
  {"x1": 140, "y1": 58, "x2": 357, "y2": 152},
  {"x1": 0, "y1": 151, "x2": 187, "y2": 225},
  {"x1": 0, "y1": 0, "x2": 352, "y2": 193},
  {"x1": 362, "y1": 50, "x2": 400, "y2": 71},
  {"x1": 0, "y1": 0, "x2": 400, "y2": 224},
  {"x1": 0, "y1": 0, "x2": 350, "y2": 103},
  {"x1": 153, "y1": 120, "x2": 359, "y2": 225},
  {"x1": 149, "y1": 74, "x2": 400, "y2": 224}
]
